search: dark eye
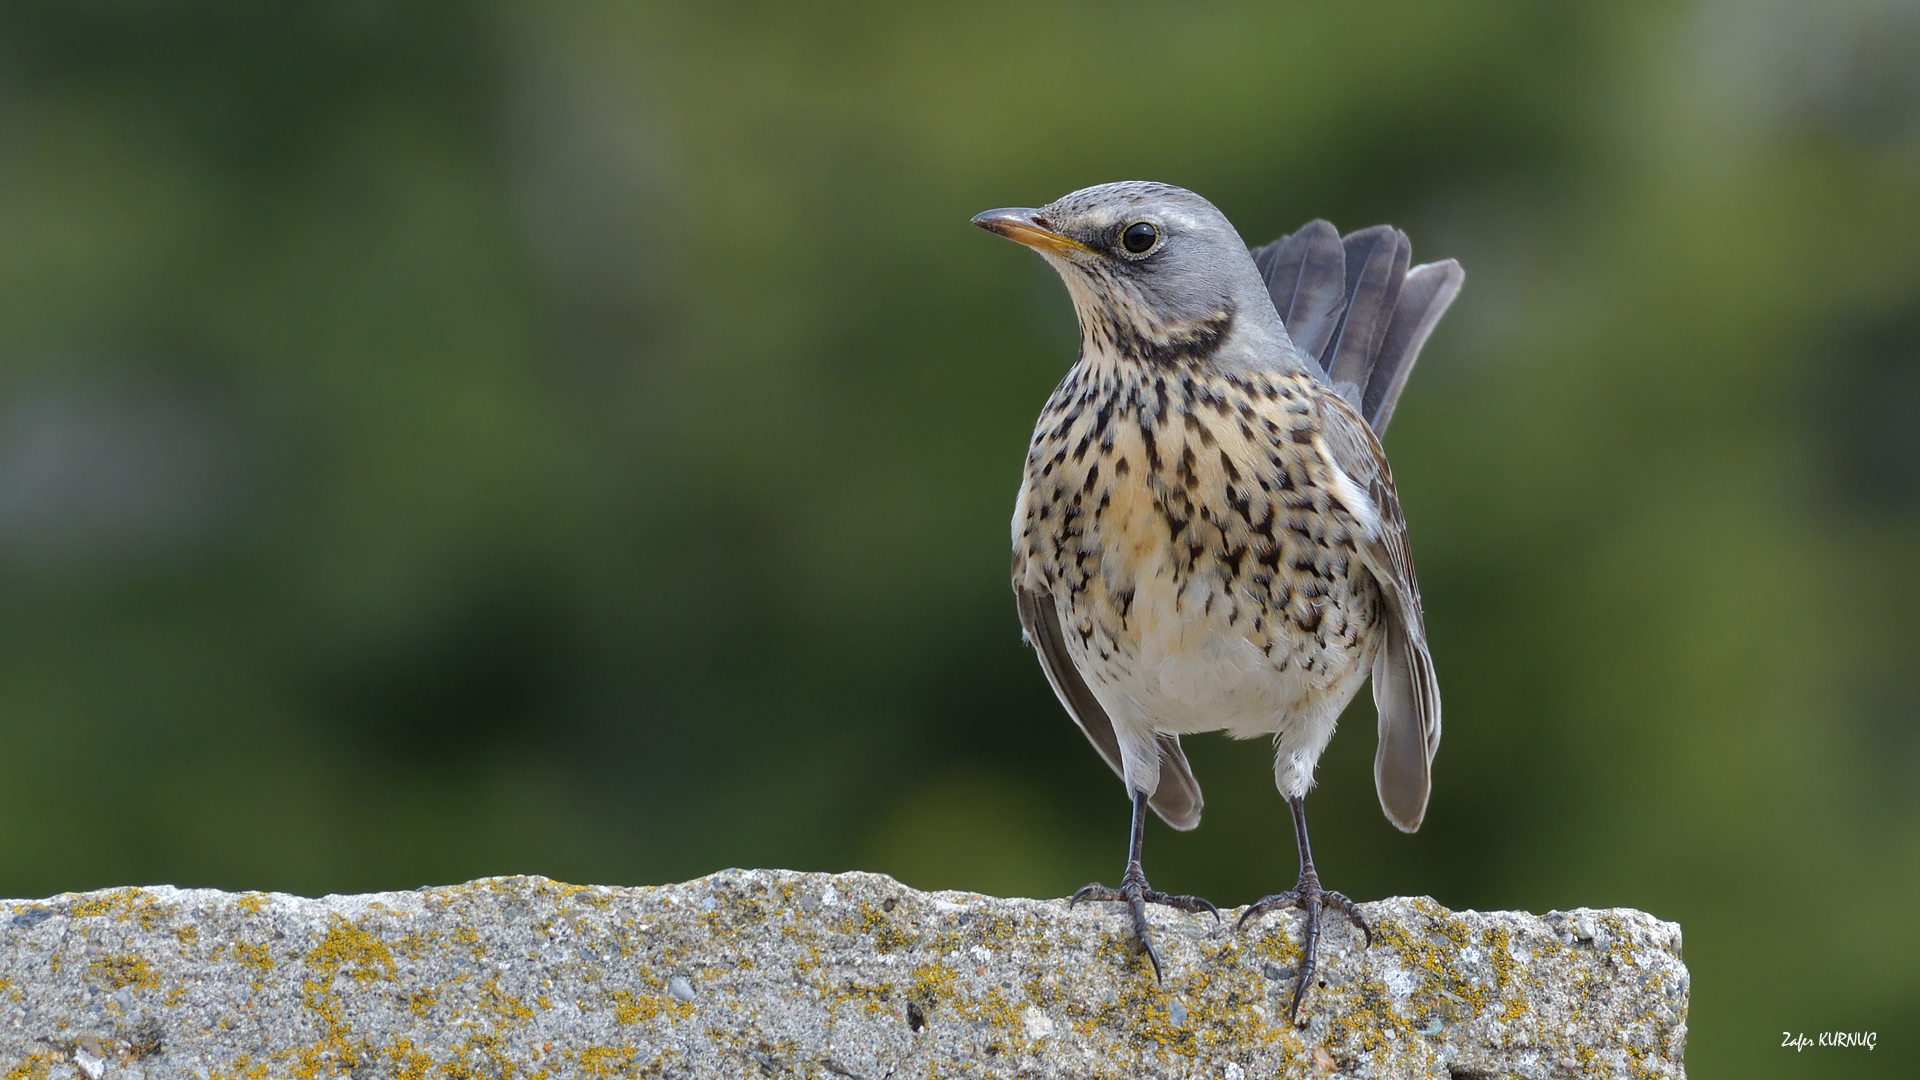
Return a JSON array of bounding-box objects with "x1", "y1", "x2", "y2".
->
[{"x1": 1121, "y1": 221, "x2": 1159, "y2": 254}]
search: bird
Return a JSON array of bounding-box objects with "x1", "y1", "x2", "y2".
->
[{"x1": 972, "y1": 181, "x2": 1459, "y2": 1020}]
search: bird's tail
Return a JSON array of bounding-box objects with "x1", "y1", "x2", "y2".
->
[{"x1": 1251, "y1": 221, "x2": 1464, "y2": 437}]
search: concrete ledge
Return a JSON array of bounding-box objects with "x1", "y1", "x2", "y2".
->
[{"x1": 0, "y1": 870, "x2": 1686, "y2": 1079}]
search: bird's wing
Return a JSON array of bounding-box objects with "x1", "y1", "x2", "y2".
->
[
  {"x1": 1015, "y1": 582, "x2": 1203, "y2": 830},
  {"x1": 1320, "y1": 398, "x2": 1442, "y2": 832},
  {"x1": 1253, "y1": 222, "x2": 1463, "y2": 438},
  {"x1": 1251, "y1": 220, "x2": 1346, "y2": 361}
]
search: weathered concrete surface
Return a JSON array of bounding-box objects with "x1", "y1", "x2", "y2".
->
[{"x1": 0, "y1": 871, "x2": 1685, "y2": 1079}]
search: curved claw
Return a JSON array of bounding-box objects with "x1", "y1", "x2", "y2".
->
[
  {"x1": 1236, "y1": 889, "x2": 1303, "y2": 931},
  {"x1": 1069, "y1": 878, "x2": 1218, "y2": 983},
  {"x1": 1329, "y1": 893, "x2": 1373, "y2": 948},
  {"x1": 1136, "y1": 916, "x2": 1165, "y2": 982},
  {"x1": 1147, "y1": 891, "x2": 1220, "y2": 921},
  {"x1": 1236, "y1": 880, "x2": 1372, "y2": 1022},
  {"x1": 1068, "y1": 882, "x2": 1111, "y2": 908}
]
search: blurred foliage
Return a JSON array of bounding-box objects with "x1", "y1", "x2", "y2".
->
[{"x1": 0, "y1": 0, "x2": 1916, "y2": 1074}]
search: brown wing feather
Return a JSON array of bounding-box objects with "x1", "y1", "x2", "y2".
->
[
  {"x1": 1317, "y1": 395, "x2": 1442, "y2": 831},
  {"x1": 1362, "y1": 470, "x2": 1441, "y2": 832},
  {"x1": 1015, "y1": 583, "x2": 1203, "y2": 830}
]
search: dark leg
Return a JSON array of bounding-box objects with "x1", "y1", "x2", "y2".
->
[
  {"x1": 1237, "y1": 794, "x2": 1372, "y2": 1021},
  {"x1": 1070, "y1": 789, "x2": 1219, "y2": 981}
]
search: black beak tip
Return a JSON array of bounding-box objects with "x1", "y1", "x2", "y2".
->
[{"x1": 971, "y1": 207, "x2": 1036, "y2": 233}]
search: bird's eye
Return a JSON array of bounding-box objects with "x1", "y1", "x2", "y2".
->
[{"x1": 1121, "y1": 221, "x2": 1159, "y2": 254}]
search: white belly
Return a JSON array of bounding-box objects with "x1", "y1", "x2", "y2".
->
[{"x1": 1064, "y1": 561, "x2": 1377, "y2": 799}]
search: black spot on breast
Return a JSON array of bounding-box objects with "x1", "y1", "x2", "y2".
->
[
  {"x1": 1221, "y1": 545, "x2": 1248, "y2": 578},
  {"x1": 1251, "y1": 503, "x2": 1276, "y2": 538},
  {"x1": 1226, "y1": 485, "x2": 1253, "y2": 523},
  {"x1": 1159, "y1": 504, "x2": 1189, "y2": 542}
]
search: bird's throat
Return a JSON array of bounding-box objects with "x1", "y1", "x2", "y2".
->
[{"x1": 1078, "y1": 303, "x2": 1236, "y2": 371}]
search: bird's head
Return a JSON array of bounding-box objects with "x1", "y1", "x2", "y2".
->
[{"x1": 973, "y1": 181, "x2": 1292, "y2": 370}]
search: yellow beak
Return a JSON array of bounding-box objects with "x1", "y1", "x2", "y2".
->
[{"x1": 971, "y1": 208, "x2": 1093, "y2": 258}]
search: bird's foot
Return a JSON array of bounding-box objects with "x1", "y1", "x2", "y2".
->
[
  {"x1": 1070, "y1": 870, "x2": 1219, "y2": 981},
  {"x1": 1237, "y1": 875, "x2": 1372, "y2": 1021}
]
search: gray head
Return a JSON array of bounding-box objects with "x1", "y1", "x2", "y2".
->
[{"x1": 973, "y1": 181, "x2": 1296, "y2": 371}]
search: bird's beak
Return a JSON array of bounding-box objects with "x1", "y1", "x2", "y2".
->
[{"x1": 971, "y1": 208, "x2": 1092, "y2": 258}]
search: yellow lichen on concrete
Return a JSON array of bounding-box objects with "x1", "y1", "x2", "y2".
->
[
  {"x1": 574, "y1": 1044, "x2": 637, "y2": 1077},
  {"x1": 231, "y1": 942, "x2": 274, "y2": 976},
  {"x1": 85, "y1": 955, "x2": 159, "y2": 992},
  {"x1": 608, "y1": 986, "x2": 691, "y2": 1025},
  {"x1": 385, "y1": 1038, "x2": 433, "y2": 1080},
  {"x1": 307, "y1": 917, "x2": 398, "y2": 984},
  {"x1": 1, "y1": 1053, "x2": 51, "y2": 1080}
]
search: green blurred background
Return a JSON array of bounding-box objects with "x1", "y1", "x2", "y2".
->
[{"x1": 0, "y1": 0, "x2": 1915, "y2": 1074}]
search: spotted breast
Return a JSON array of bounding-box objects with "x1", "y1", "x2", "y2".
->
[{"x1": 1014, "y1": 351, "x2": 1387, "y2": 804}]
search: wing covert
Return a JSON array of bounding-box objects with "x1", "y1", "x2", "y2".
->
[{"x1": 1316, "y1": 397, "x2": 1441, "y2": 832}]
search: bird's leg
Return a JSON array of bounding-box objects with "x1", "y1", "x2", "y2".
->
[
  {"x1": 1069, "y1": 789, "x2": 1219, "y2": 981},
  {"x1": 1237, "y1": 794, "x2": 1373, "y2": 1021}
]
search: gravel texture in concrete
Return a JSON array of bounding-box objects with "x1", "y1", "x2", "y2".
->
[{"x1": 0, "y1": 870, "x2": 1686, "y2": 1078}]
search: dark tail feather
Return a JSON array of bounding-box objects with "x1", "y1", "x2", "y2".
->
[
  {"x1": 1322, "y1": 227, "x2": 1411, "y2": 410},
  {"x1": 1251, "y1": 220, "x2": 1346, "y2": 362},
  {"x1": 1362, "y1": 258, "x2": 1464, "y2": 435},
  {"x1": 1251, "y1": 220, "x2": 1464, "y2": 437}
]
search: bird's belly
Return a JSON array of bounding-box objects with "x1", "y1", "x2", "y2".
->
[{"x1": 1068, "y1": 555, "x2": 1376, "y2": 742}]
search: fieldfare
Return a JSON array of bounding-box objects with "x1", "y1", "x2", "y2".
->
[{"x1": 974, "y1": 182, "x2": 1460, "y2": 1019}]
